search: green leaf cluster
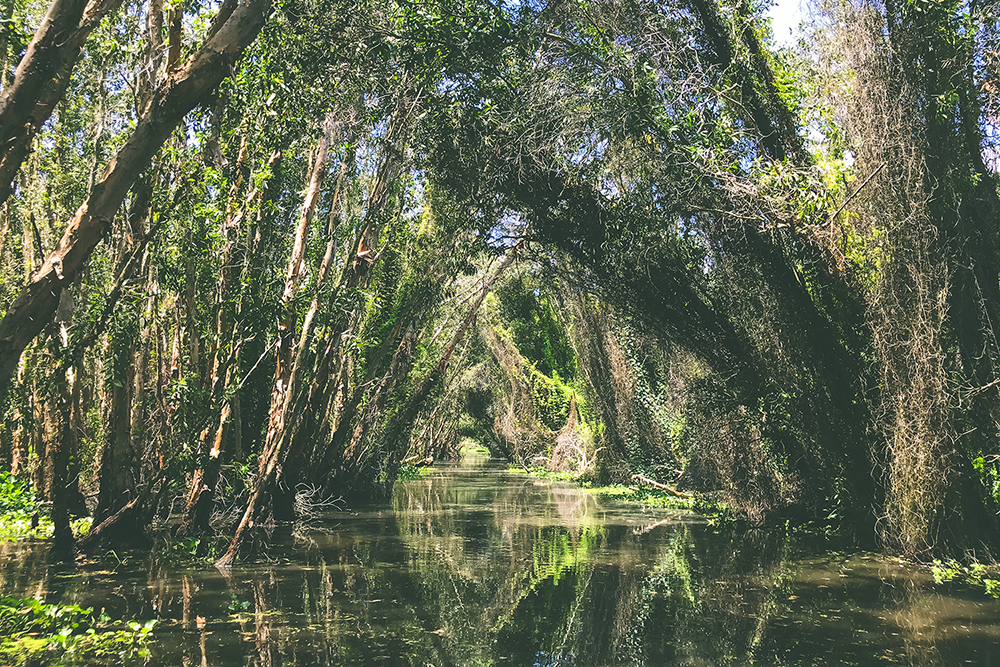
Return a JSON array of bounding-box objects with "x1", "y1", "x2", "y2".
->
[
  {"x1": 0, "y1": 470, "x2": 36, "y2": 515},
  {"x1": 0, "y1": 596, "x2": 156, "y2": 665}
]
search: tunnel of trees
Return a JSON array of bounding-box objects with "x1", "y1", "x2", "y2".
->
[{"x1": 0, "y1": 0, "x2": 999, "y2": 564}]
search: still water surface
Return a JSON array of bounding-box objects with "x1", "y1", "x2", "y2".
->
[{"x1": 2, "y1": 457, "x2": 999, "y2": 666}]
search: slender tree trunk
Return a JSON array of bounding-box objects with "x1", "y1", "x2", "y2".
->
[
  {"x1": 87, "y1": 70, "x2": 107, "y2": 194},
  {"x1": 0, "y1": 201, "x2": 10, "y2": 260},
  {"x1": 0, "y1": 0, "x2": 15, "y2": 88},
  {"x1": 0, "y1": 0, "x2": 128, "y2": 207},
  {"x1": 66, "y1": 356, "x2": 88, "y2": 516},
  {"x1": 94, "y1": 332, "x2": 136, "y2": 525},
  {"x1": 167, "y1": 3, "x2": 182, "y2": 70},
  {"x1": 0, "y1": 0, "x2": 273, "y2": 415},
  {"x1": 137, "y1": 0, "x2": 164, "y2": 109},
  {"x1": 48, "y1": 373, "x2": 74, "y2": 559},
  {"x1": 184, "y1": 256, "x2": 201, "y2": 387},
  {"x1": 215, "y1": 114, "x2": 336, "y2": 567},
  {"x1": 178, "y1": 147, "x2": 280, "y2": 537},
  {"x1": 10, "y1": 359, "x2": 30, "y2": 475}
]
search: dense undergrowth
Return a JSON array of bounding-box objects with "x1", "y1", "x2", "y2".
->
[{"x1": 0, "y1": 472, "x2": 91, "y2": 542}]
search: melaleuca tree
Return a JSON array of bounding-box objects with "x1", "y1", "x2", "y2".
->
[
  {"x1": 2, "y1": 0, "x2": 998, "y2": 565},
  {"x1": 0, "y1": 0, "x2": 274, "y2": 553},
  {"x1": 0, "y1": 0, "x2": 272, "y2": 422},
  {"x1": 421, "y1": 0, "x2": 883, "y2": 537}
]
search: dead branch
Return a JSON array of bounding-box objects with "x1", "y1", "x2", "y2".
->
[{"x1": 630, "y1": 473, "x2": 694, "y2": 498}]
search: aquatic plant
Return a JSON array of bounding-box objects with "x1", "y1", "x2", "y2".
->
[
  {"x1": 931, "y1": 559, "x2": 1000, "y2": 599},
  {"x1": 0, "y1": 596, "x2": 156, "y2": 665}
]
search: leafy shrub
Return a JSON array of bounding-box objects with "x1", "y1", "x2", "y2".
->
[
  {"x1": 0, "y1": 471, "x2": 92, "y2": 542},
  {"x1": 0, "y1": 471, "x2": 37, "y2": 515},
  {"x1": 931, "y1": 559, "x2": 1000, "y2": 599},
  {"x1": 528, "y1": 368, "x2": 573, "y2": 431}
]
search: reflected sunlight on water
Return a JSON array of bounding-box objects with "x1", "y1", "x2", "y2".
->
[{"x1": 1, "y1": 458, "x2": 998, "y2": 666}]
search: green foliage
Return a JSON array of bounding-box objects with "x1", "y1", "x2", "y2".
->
[
  {"x1": 931, "y1": 559, "x2": 1000, "y2": 599},
  {"x1": 152, "y1": 533, "x2": 229, "y2": 565},
  {"x1": 0, "y1": 471, "x2": 43, "y2": 541},
  {"x1": 506, "y1": 464, "x2": 735, "y2": 523},
  {"x1": 458, "y1": 440, "x2": 491, "y2": 459},
  {"x1": 972, "y1": 455, "x2": 1000, "y2": 504},
  {"x1": 0, "y1": 597, "x2": 93, "y2": 637},
  {"x1": 506, "y1": 464, "x2": 579, "y2": 483},
  {"x1": 0, "y1": 513, "x2": 92, "y2": 543},
  {"x1": 228, "y1": 595, "x2": 253, "y2": 614},
  {"x1": 0, "y1": 470, "x2": 36, "y2": 515},
  {"x1": 494, "y1": 274, "x2": 577, "y2": 380},
  {"x1": 396, "y1": 463, "x2": 433, "y2": 481},
  {"x1": 0, "y1": 597, "x2": 156, "y2": 665},
  {"x1": 585, "y1": 484, "x2": 733, "y2": 521},
  {"x1": 528, "y1": 367, "x2": 574, "y2": 431},
  {"x1": 0, "y1": 472, "x2": 92, "y2": 542}
]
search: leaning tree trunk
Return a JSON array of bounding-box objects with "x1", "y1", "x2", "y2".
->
[
  {"x1": 361, "y1": 245, "x2": 521, "y2": 490},
  {"x1": 215, "y1": 95, "x2": 421, "y2": 567},
  {"x1": 0, "y1": 0, "x2": 273, "y2": 414},
  {"x1": 214, "y1": 115, "x2": 337, "y2": 567},
  {"x1": 0, "y1": 0, "x2": 127, "y2": 207}
]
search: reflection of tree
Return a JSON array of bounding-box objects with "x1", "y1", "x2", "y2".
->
[
  {"x1": 894, "y1": 579, "x2": 944, "y2": 667},
  {"x1": 489, "y1": 525, "x2": 793, "y2": 666},
  {"x1": 3, "y1": 470, "x2": 997, "y2": 665},
  {"x1": 0, "y1": 542, "x2": 51, "y2": 600},
  {"x1": 391, "y1": 467, "x2": 795, "y2": 666}
]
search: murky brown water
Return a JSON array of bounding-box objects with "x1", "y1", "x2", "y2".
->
[{"x1": 2, "y1": 457, "x2": 998, "y2": 666}]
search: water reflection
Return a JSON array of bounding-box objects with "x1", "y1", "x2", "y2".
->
[{"x1": 1, "y1": 460, "x2": 999, "y2": 666}]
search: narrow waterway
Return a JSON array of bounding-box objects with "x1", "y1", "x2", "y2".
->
[{"x1": 2, "y1": 456, "x2": 999, "y2": 666}]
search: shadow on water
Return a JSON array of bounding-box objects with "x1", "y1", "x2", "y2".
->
[{"x1": 2, "y1": 457, "x2": 999, "y2": 666}]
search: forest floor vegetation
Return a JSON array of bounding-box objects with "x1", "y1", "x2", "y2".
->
[
  {"x1": 0, "y1": 596, "x2": 156, "y2": 666},
  {"x1": 0, "y1": 472, "x2": 91, "y2": 542},
  {"x1": 505, "y1": 464, "x2": 738, "y2": 523},
  {"x1": 929, "y1": 558, "x2": 1000, "y2": 600}
]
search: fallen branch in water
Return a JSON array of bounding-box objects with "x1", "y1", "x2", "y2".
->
[
  {"x1": 402, "y1": 455, "x2": 434, "y2": 467},
  {"x1": 630, "y1": 474, "x2": 694, "y2": 499},
  {"x1": 634, "y1": 517, "x2": 672, "y2": 535}
]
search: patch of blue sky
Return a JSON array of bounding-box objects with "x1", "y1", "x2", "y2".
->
[
  {"x1": 599, "y1": 178, "x2": 620, "y2": 199},
  {"x1": 765, "y1": 0, "x2": 804, "y2": 47},
  {"x1": 487, "y1": 210, "x2": 526, "y2": 248},
  {"x1": 567, "y1": 135, "x2": 608, "y2": 169}
]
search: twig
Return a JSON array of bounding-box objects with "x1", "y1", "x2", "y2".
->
[{"x1": 826, "y1": 162, "x2": 887, "y2": 226}]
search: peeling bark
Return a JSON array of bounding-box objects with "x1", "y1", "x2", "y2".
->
[
  {"x1": 0, "y1": 0, "x2": 273, "y2": 413},
  {"x1": 0, "y1": 0, "x2": 129, "y2": 206},
  {"x1": 215, "y1": 114, "x2": 336, "y2": 567}
]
